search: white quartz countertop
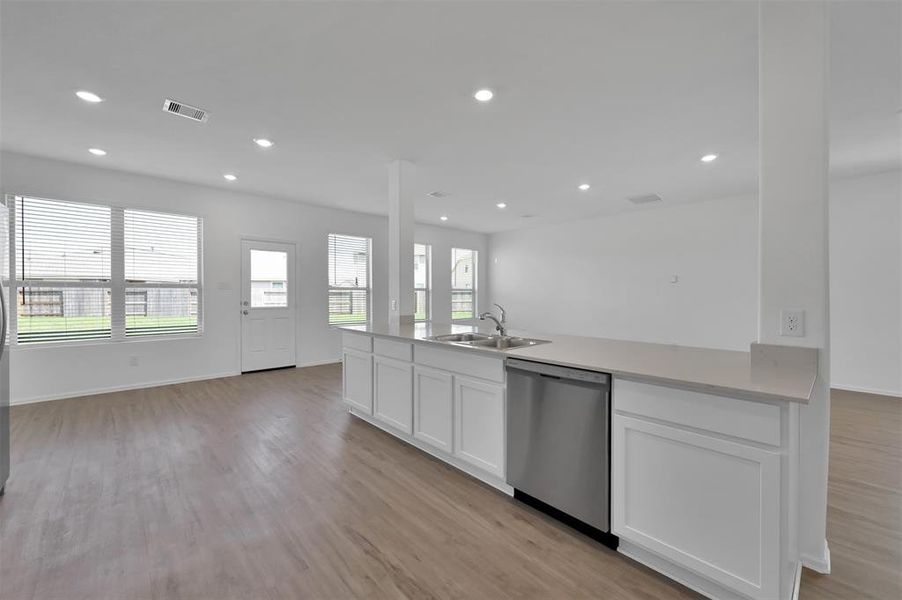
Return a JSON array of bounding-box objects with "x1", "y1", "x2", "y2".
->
[{"x1": 337, "y1": 322, "x2": 817, "y2": 404}]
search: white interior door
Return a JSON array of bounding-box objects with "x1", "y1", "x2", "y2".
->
[{"x1": 241, "y1": 239, "x2": 296, "y2": 372}]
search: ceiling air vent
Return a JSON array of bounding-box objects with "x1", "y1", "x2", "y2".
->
[
  {"x1": 627, "y1": 193, "x2": 663, "y2": 205},
  {"x1": 163, "y1": 99, "x2": 209, "y2": 123}
]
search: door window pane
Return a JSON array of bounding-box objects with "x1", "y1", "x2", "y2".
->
[{"x1": 250, "y1": 249, "x2": 288, "y2": 308}]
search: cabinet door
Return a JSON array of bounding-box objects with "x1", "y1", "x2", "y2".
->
[
  {"x1": 454, "y1": 376, "x2": 505, "y2": 477},
  {"x1": 413, "y1": 366, "x2": 453, "y2": 453},
  {"x1": 343, "y1": 349, "x2": 373, "y2": 415},
  {"x1": 612, "y1": 414, "x2": 781, "y2": 600},
  {"x1": 374, "y1": 356, "x2": 414, "y2": 434}
]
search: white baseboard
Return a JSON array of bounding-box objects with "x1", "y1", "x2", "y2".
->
[
  {"x1": 11, "y1": 361, "x2": 341, "y2": 406},
  {"x1": 831, "y1": 384, "x2": 902, "y2": 399},
  {"x1": 792, "y1": 561, "x2": 803, "y2": 600},
  {"x1": 10, "y1": 370, "x2": 240, "y2": 406},
  {"x1": 617, "y1": 541, "x2": 750, "y2": 600},
  {"x1": 296, "y1": 359, "x2": 341, "y2": 368},
  {"x1": 801, "y1": 540, "x2": 831, "y2": 574}
]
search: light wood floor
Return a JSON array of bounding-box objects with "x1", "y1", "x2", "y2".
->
[{"x1": 0, "y1": 365, "x2": 899, "y2": 599}]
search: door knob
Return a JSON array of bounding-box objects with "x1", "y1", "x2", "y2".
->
[
  {"x1": 242, "y1": 300, "x2": 249, "y2": 307},
  {"x1": 242, "y1": 310, "x2": 249, "y2": 315}
]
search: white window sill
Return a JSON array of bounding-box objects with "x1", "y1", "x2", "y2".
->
[{"x1": 11, "y1": 333, "x2": 204, "y2": 351}]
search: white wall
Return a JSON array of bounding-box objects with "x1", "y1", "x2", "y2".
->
[
  {"x1": 830, "y1": 170, "x2": 902, "y2": 396},
  {"x1": 1, "y1": 151, "x2": 488, "y2": 404},
  {"x1": 489, "y1": 170, "x2": 902, "y2": 396},
  {"x1": 489, "y1": 194, "x2": 760, "y2": 351}
]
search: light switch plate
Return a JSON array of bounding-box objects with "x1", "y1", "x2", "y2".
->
[{"x1": 780, "y1": 309, "x2": 805, "y2": 337}]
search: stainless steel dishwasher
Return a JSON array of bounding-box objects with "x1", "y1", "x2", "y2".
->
[{"x1": 506, "y1": 358, "x2": 617, "y2": 548}]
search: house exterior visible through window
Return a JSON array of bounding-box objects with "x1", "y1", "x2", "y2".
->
[
  {"x1": 414, "y1": 243, "x2": 431, "y2": 321},
  {"x1": 10, "y1": 195, "x2": 203, "y2": 344},
  {"x1": 328, "y1": 233, "x2": 371, "y2": 325},
  {"x1": 451, "y1": 247, "x2": 477, "y2": 320}
]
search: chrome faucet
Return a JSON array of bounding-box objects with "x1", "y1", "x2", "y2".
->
[{"x1": 479, "y1": 303, "x2": 507, "y2": 336}]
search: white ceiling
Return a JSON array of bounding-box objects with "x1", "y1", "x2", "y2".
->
[{"x1": 1, "y1": 1, "x2": 899, "y2": 233}]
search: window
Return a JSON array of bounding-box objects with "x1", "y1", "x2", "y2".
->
[
  {"x1": 414, "y1": 243, "x2": 431, "y2": 321},
  {"x1": 11, "y1": 195, "x2": 203, "y2": 344},
  {"x1": 124, "y1": 208, "x2": 202, "y2": 337},
  {"x1": 451, "y1": 247, "x2": 477, "y2": 320},
  {"x1": 250, "y1": 249, "x2": 288, "y2": 307},
  {"x1": 328, "y1": 233, "x2": 371, "y2": 325},
  {"x1": 14, "y1": 196, "x2": 112, "y2": 343}
]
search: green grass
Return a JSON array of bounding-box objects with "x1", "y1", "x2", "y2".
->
[
  {"x1": 329, "y1": 313, "x2": 368, "y2": 325},
  {"x1": 18, "y1": 315, "x2": 196, "y2": 333}
]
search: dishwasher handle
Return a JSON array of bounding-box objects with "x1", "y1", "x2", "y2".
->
[{"x1": 507, "y1": 358, "x2": 610, "y2": 385}]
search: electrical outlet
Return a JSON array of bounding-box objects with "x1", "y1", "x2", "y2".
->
[
  {"x1": 128, "y1": 355, "x2": 140, "y2": 367},
  {"x1": 780, "y1": 309, "x2": 805, "y2": 337}
]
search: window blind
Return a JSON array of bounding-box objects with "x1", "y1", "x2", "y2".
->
[
  {"x1": 14, "y1": 196, "x2": 112, "y2": 343},
  {"x1": 451, "y1": 247, "x2": 477, "y2": 320},
  {"x1": 124, "y1": 208, "x2": 201, "y2": 337},
  {"x1": 9, "y1": 195, "x2": 203, "y2": 344},
  {"x1": 328, "y1": 233, "x2": 370, "y2": 325},
  {"x1": 414, "y1": 243, "x2": 431, "y2": 321}
]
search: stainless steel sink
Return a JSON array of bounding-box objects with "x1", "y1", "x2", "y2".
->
[
  {"x1": 428, "y1": 333, "x2": 493, "y2": 343},
  {"x1": 468, "y1": 336, "x2": 550, "y2": 349},
  {"x1": 428, "y1": 332, "x2": 549, "y2": 351}
]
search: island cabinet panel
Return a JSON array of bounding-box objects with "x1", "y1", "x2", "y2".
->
[
  {"x1": 413, "y1": 366, "x2": 454, "y2": 453},
  {"x1": 374, "y1": 338, "x2": 413, "y2": 362},
  {"x1": 454, "y1": 376, "x2": 505, "y2": 478},
  {"x1": 343, "y1": 332, "x2": 373, "y2": 353},
  {"x1": 612, "y1": 413, "x2": 782, "y2": 600},
  {"x1": 374, "y1": 356, "x2": 414, "y2": 434},
  {"x1": 343, "y1": 348, "x2": 373, "y2": 415},
  {"x1": 415, "y1": 345, "x2": 504, "y2": 383},
  {"x1": 614, "y1": 378, "x2": 782, "y2": 447}
]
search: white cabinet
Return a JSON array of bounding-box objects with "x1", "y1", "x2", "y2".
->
[
  {"x1": 612, "y1": 380, "x2": 784, "y2": 600},
  {"x1": 373, "y1": 356, "x2": 413, "y2": 434},
  {"x1": 343, "y1": 348, "x2": 373, "y2": 415},
  {"x1": 413, "y1": 366, "x2": 453, "y2": 453},
  {"x1": 342, "y1": 337, "x2": 507, "y2": 489},
  {"x1": 454, "y1": 376, "x2": 505, "y2": 478}
]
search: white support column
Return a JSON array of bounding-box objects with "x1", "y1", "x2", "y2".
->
[
  {"x1": 758, "y1": 1, "x2": 831, "y2": 571},
  {"x1": 387, "y1": 160, "x2": 416, "y2": 324}
]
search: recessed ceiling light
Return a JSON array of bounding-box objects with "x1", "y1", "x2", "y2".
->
[
  {"x1": 223, "y1": 174, "x2": 237, "y2": 181},
  {"x1": 253, "y1": 138, "x2": 274, "y2": 148},
  {"x1": 440, "y1": 215, "x2": 449, "y2": 221},
  {"x1": 474, "y1": 89, "x2": 494, "y2": 102},
  {"x1": 578, "y1": 183, "x2": 591, "y2": 191},
  {"x1": 700, "y1": 153, "x2": 718, "y2": 163},
  {"x1": 75, "y1": 90, "x2": 103, "y2": 103},
  {"x1": 88, "y1": 148, "x2": 107, "y2": 156},
  {"x1": 496, "y1": 202, "x2": 507, "y2": 209}
]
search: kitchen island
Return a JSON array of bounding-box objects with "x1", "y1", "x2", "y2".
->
[{"x1": 337, "y1": 321, "x2": 817, "y2": 600}]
